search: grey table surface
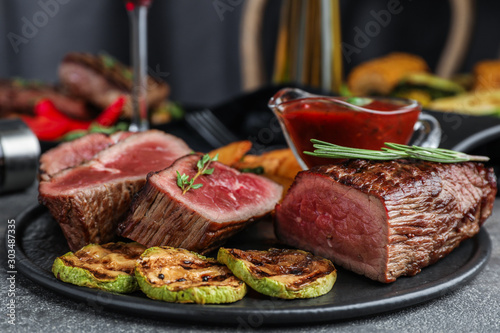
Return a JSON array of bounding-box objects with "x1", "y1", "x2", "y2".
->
[{"x1": 1, "y1": 182, "x2": 499, "y2": 333}]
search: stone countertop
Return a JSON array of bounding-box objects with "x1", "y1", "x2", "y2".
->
[{"x1": 1, "y1": 183, "x2": 499, "y2": 333}]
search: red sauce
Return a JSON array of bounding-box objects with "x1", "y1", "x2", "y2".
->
[{"x1": 280, "y1": 98, "x2": 420, "y2": 168}]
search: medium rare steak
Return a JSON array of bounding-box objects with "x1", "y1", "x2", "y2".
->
[
  {"x1": 275, "y1": 159, "x2": 497, "y2": 283},
  {"x1": 39, "y1": 130, "x2": 191, "y2": 251},
  {"x1": 39, "y1": 133, "x2": 114, "y2": 180},
  {"x1": 39, "y1": 131, "x2": 135, "y2": 180},
  {"x1": 118, "y1": 154, "x2": 283, "y2": 254}
]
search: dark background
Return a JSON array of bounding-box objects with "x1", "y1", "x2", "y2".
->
[{"x1": 1, "y1": 0, "x2": 499, "y2": 106}]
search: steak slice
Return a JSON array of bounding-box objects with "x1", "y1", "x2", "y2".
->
[
  {"x1": 39, "y1": 133, "x2": 114, "y2": 181},
  {"x1": 0, "y1": 78, "x2": 90, "y2": 119},
  {"x1": 118, "y1": 154, "x2": 283, "y2": 254},
  {"x1": 275, "y1": 159, "x2": 497, "y2": 283},
  {"x1": 59, "y1": 53, "x2": 169, "y2": 118},
  {"x1": 39, "y1": 131, "x2": 136, "y2": 181},
  {"x1": 39, "y1": 130, "x2": 192, "y2": 251}
]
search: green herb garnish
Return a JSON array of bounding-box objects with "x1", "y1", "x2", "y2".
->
[
  {"x1": 176, "y1": 153, "x2": 219, "y2": 194},
  {"x1": 304, "y1": 139, "x2": 489, "y2": 163},
  {"x1": 61, "y1": 122, "x2": 129, "y2": 142},
  {"x1": 100, "y1": 54, "x2": 117, "y2": 69},
  {"x1": 239, "y1": 166, "x2": 265, "y2": 175}
]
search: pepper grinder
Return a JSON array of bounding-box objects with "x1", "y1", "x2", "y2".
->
[{"x1": 0, "y1": 119, "x2": 40, "y2": 194}]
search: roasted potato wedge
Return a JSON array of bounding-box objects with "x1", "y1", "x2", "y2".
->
[
  {"x1": 234, "y1": 148, "x2": 302, "y2": 194},
  {"x1": 235, "y1": 148, "x2": 302, "y2": 179},
  {"x1": 208, "y1": 140, "x2": 252, "y2": 166}
]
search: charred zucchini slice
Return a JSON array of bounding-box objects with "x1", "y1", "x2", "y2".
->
[
  {"x1": 135, "y1": 247, "x2": 247, "y2": 304},
  {"x1": 52, "y1": 242, "x2": 146, "y2": 293},
  {"x1": 218, "y1": 248, "x2": 336, "y2": 299}
]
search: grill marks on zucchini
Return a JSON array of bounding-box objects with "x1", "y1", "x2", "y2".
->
[
  {"x1": 135, "y1": 247, "x2": 246, "y2": 304},
  {"x1": 218, "y1": 248, "x2": 337, "y2": 299},
  {"x1": 53, "y1": 243, "x2": 336, "y2": 301},
  {"x1": 227, "y1": 248, "x2": 332, "y2": 288},
  {"x1": 52, "y1": 242, "x2": 146, "y2": 293}
]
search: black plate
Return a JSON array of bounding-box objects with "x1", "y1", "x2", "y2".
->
[{"x1": 12, "y1": 204, "x2": 491, "y2": 326}]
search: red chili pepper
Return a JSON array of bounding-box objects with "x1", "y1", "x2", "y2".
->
[
  {"x1": 66, "y1": 120, "x2": 92, "y2": 131},
  {"x1": 21, "y1": 115, "x2": 70, "y2": 141},
  {"x1": 95, "y1": 96, "x2": 125, "y2": 127},
  {"x1": 25, "y1": 97, "x2": 125, "y2": 141},
  {"x1": 34, "y1": 99, "x2": 70, "y2": 120}
]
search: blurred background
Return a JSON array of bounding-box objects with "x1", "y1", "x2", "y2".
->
[{"x1": 1, "y1": 0, "x2": 500, "y2": 106}]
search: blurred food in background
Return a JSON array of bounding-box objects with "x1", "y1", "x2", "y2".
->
[
  {"x1": 347, "y1": 52, "x2": 429, "y2": 96},
  {"x1": 0, "y1": 52, "x2": 182, "y2": 142},
  {"x1": 427, "y1": 89, "x2": 500, "y2": 116},
  {"x1": 0, "y1": 78, "x2": 90, "y2": 120},
  {"x1": 59, "y1": 53, "x2": 169, "y2": 120},
  {"x1": 392, "y1": 73, "x2": 465, "y2": 106},
  {"x1": 473, "y1": 60, "x2": 500, "y2": 91},
  {"x1": 345, "y1": 52, "x2": 500, "y2": 116}
]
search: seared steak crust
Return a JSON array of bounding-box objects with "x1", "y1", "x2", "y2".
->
[
  {"x1": 275, "y1": 159, "x2": 497, "y2": 283},
  {"x1": 119, "y1": 182, "x2": 250, "y2": 254},
  {"x1": 41, "y1": 178, "x2": 145, "y2": 251}
]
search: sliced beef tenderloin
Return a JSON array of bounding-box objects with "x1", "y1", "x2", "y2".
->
[
  {"x1": 39, "y1": 130, "x2": 192, "y2": 251},
  {"x1": 39, "y1": 131, "x2": 136, "y2": 181},
  {"x1": 59, "y1": 53, "x2": 169, "y2": 118},
  {"x1": 39, "y1": 133, "x2": 115, "y2": 181},
  {"x1": 275, "y1": 159, "x2": 497, "y2": 283},
  {"x1": 118, "y1": 154, "x2": 283, "y2": 254},
  {"x1": 110, "y1": 131, "x2": 135, "y2": 142},
  {"x1": 0, "y1": 78, "x2": 90, "y2": 119}
]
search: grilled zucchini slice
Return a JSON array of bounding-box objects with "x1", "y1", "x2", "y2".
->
[
  {"x1": 135, "y1": 247, "x2": 247, "y2": 304},
  {"x1": 218, "y1": 248, "x2": 336, "y2": 299},
  {"x1": 52, "y1": 242, "x2": 146, "y2": 293}
]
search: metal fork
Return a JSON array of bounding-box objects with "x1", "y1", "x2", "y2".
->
[{"x1": 185, "y1": 109, "x2": 240, "y2": 148}]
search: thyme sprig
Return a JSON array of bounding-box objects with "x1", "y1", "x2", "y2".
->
[
  {"x1": 176, "y1": 153, "x2": 219, "y2": 194},
  {"x1": 304, "y1": 139, "x2": 489, "y2": 163}
]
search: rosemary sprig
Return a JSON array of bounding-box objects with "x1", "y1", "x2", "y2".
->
[
  {"x1": 176, "y1": 153, "x2": 219, "y2": 194},
  {"x1": 304, "y1": 139, "x2": 490, "y2": 163}
]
